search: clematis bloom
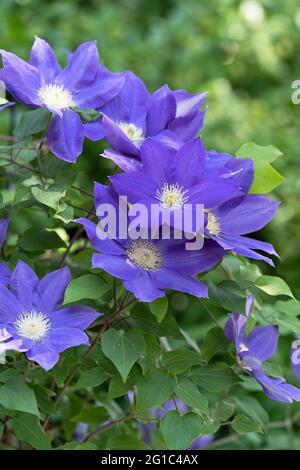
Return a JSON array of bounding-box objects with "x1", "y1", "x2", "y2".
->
[
  {"x1": 77, "y1": 183, "x2": 225, "y2": 302},
  {"x1": 0, "y1": 37, "x2": 124, "y2": 162},
  {"x1": 0, "y1": 261, "x2": 100, "y2": 370},
  {"x1": 91, "y1": 71, "x2": 206, "y2": 167},
  {"x1": 225, "y1": 294, "x2": 300, "y2": 403}
]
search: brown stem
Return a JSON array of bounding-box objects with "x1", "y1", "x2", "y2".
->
[{"x1": 83, "y1": 415, "x2": 134, "y2": 442}]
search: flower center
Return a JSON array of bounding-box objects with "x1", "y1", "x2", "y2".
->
[
  {"x1": 15, "y1": 311, "x2": 51, "y2": 342},
  {"x1": 206, "y1": 210, "x2": 221, "y2": 236},
  {"x1": 37, "y1": 84, "x2": 75, "y2": 112},
  {"x1": 127, "y1": 240, "x2": 163, "y2": 271},
  {"x1": 156, "y1": 183, "x2": 189, "y2": 209},
  {"x1": 118, "y1": 122, "x2": 144, "y2": 142}
]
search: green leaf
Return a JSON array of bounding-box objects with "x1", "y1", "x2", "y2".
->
[
  {"x1": 236, "y1": 142, "x2": 284, "y2": 193},
  {"x1": 73, "y1": 367, "x2": 108, "y2": 390},
  {"x1": 255, "y1": 275, "x2": 294, "y2": 298},
  {"x1": 250, "y1": 160, "x2": 284, "y2": 194},
  {"x1": 102, "y1": 329, "x2": 145, "y2": 382},
  {"x1": 11, "y1": 414, "x2": 51, "y2": 450},
  {"x1": 161, "y1": 349, "x2": 200, "y2": 374},
  {"x1": 136, "y1": 369, "x2": 175, "y2": 413},
  {"x1": 14, "y1": 108, "x2": 50, "y2": 139},
  {"x1": 232, "y1": 414, "x2": 262, "y2": 434},
  {"x1": 276, "y1": 315, "x2": 300, "y2": 335},
  {"x1": 131, "y1": 311, "x2": 182, "y2": 339},
  {"x1": 149, "y1": 297, "x2": 168, "y2": 323},
  {"x1": 71, "y1": 406, "x2": 108, "y2": 425},
  {"x1": 213, "y1": 401, "x2": 235, "y2": 421},
  {"x1": 31, "y1": 185, "x2": 66, "y2": 211},
  {"x1": 64, "y1": 274, "x2": 110, "y2": 304},
  {"x1": 208, "y1": 280, "x2": 246, "y2": 313},
  {"x1": 234, "y1": 396, "x2": 268, "y2": 429},
  {"x1": 203, "y1": 327, "x2": 229, "y2": 362},
  {"x1": 175, "y1": 378, "x2": 209, "y2": 415},
  {"x1": 19, "y1": 228, "x2": 66, "y2": 251},
  {"x1": 108, "y1": 364, "x2": 142, "y2": 400},
  {"x1": 160, "y1": 411, "x2": 203, "y2": 450},
  {"x1": 107, "y1": 435, "x2": 150, "y2": 450},
  {"x1": 0, "y1": 378, "x2": 39, "y2": 416},
  {"x1": 236, "y1": 142, "x2": 282, "y2": 163},
  {"x1": 190, "y1": 363, "x2": 241, "y2": 393}
]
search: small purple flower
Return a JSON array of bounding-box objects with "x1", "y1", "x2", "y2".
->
[
  {"x1": 89, "y1": 71, "x2": 206, "y2": 166},
  {"x1": 0, "y1": 37, "x2": 124, "y2": 163},
  {"x1": 77, "y1": 183, "x2": 225, "y2": 302},
  {"x1": 225, "y1": 294, "x2": 300, "y2": 403},
  {"x1": 0, "y1": 261, "x2": 100, "y2": 370}
]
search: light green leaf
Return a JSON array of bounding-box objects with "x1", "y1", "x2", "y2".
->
[
  {"x1": 213, "y1": 401, "x2": 235, "y2": 422},
  {"x1": 232, "y1": 414, "x2": 262, "y2": 434},
  {"x1": 256, "y1": 275, "x2": 294, "y2": 298},
  {"x1": 0, "y1": 378, "x2": 39, "y2": 416},
  {"x1": 31, "y1": 185, "x2": 66, "y2": 211},
  {"x1": 175, "y1": 378, "x2": 209, "y2": 415},
  {"x1": 250, "y1": 160, "x2": 284, "y2": 194},
  {"x1": 64, "y1": 274, "x2": 110, "y2": 304},
  {"x1": 236, "y1": 142, "x2": 282, "y2": 163},
  {"x1": 136, "y1": 368, "x2": 175, "y2": 413},
  {"x1": 160, "y1": 411, "x2": 203, "y2": 450},
  {"x1": 102, "y1": 329, "x2": 145, "y2": 382}
]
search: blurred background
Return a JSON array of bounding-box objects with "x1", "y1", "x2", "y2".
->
[{"x1": 1, "y1": 0, "x2": 300, "y2": 449}]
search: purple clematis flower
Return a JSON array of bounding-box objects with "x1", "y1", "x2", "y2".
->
[
  {"x1": 0, "y1": 260, "x2": 101, "y2": 370},
  {"x1": 204, "y1": 193, "x2": 279, "y2": 266},
  {"x1": 0, "y1": 37, "x2": 124, "y2": 163},
  {"x1": 225, "y1": 294, "x2": 300, "y2": 403},
  {"x1": 76, "y1": 182, "x2": 225, "y2": 302},
  {"x1": 89, "y1": 71, "x2": 206, "y2": 166},
  {"x1": 109, "y1": 138, "x2": 239, "y2": 234}
]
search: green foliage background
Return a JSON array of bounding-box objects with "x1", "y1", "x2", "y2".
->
[{"x1": 1, "y1": 0, "x2": 300, "y2": 450}]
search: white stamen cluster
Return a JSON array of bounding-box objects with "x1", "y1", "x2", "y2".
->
[
  {"x1": 156, "y1": 182, "x2": 189, "y2": 209},
  {"x1": 127, "y1": 240, "x2": 163, "y2": 272},
  {"x1": 38, "y1": 84, "x2": 75, "y2": 112},
  {"x1": 118, "y1": 122, "x2": 144, "y2": 142},
  {"x1": 15, "y1": 311, "x2": 51, "y2": 342}
]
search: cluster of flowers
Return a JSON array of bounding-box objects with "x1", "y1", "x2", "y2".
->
[{"x1": 0, "y1": 38, "x2": 299, "y2": 404}]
